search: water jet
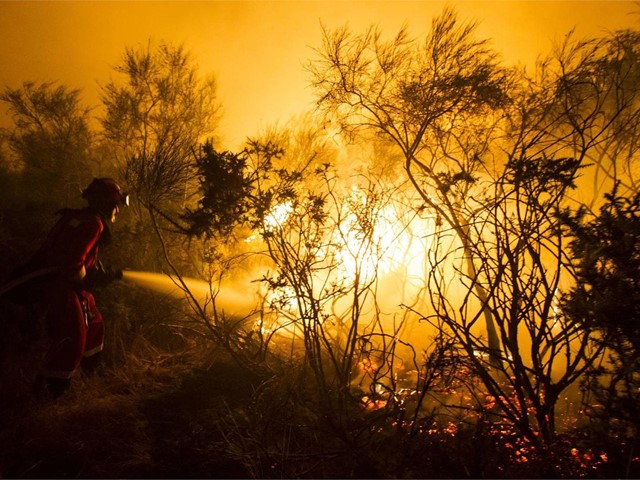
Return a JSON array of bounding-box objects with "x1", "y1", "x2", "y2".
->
[{"x1": 121, "y1": 270, "x2": 259, "y2": 318}]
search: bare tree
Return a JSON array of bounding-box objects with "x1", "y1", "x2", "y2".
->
[
  {"x1": 419, "y1": 149, "x2": 604, "y2": 445},
  {"x1": 309, "y1": 8, "x2": 640, "y2": 447},
  {"x1": 308, "y1": 8, "x2": 511, "y2": 364}
]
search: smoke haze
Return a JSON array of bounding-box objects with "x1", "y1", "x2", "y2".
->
[{"x1": 0, "y1": 1, "x2": 636, "y2": 150}]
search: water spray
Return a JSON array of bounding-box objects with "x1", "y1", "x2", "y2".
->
[
  {"x1": 0, "y1": 267, "x2": 258, "y2": 320},
  {"x1": 121, "y1": 270, "x2": 259, "y2": 318}
]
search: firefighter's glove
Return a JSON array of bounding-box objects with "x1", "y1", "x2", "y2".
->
[{"x1": 84, "y1": 264, "x2": 123, "y2": 288}]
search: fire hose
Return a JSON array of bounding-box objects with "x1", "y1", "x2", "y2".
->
[
  {"x1": 0, "y1": 263, "x2": 123, "y2": 299},
  {"x1": 0, "y1": 266, "x2": 58, "y2": 298}
]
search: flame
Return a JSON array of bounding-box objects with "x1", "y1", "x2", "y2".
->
[
  {"x1": 267, "y1": 284, "x2": 300, "y2": 313},
  {"x1": 253, "y1": 186, "x2": 435, "y2": 289},
  {"x1": 334, "y1": 186, "x2": 434, "y2": 285},
  {"x1": 250, "y1": 184, "x2": 438, "y2": 342},
  {"x1": 263, "y1": 200, "x2": 293, "y2": 231}
]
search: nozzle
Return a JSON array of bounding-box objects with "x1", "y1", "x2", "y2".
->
[{"x1": 84, "y1": 264, "x2": 124, "y2": 288}]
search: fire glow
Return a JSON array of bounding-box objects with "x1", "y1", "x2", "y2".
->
[
  {"x1": 334, "y1": 186, "x2": 435, "y2": 285},
  {"x1": 250, "y1": 185, "x2": 440, "y2": 341},
  {"x1": 259, "y1": 185, "x2": 437, "y2": 288}
]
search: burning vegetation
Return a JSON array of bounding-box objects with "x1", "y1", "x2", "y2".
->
[{"x1": 1, "y1": 7, "x2": 640, "y2": 479}]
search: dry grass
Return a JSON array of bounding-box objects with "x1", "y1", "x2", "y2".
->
[
  {"x1": 0, "y1": 346, "x2": 259, "y2": 478},
  {"x1": 1, "y1": 303, "x2": 637, "y2": 479}
]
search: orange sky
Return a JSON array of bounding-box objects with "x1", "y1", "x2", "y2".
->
[{"x1": 0, "y1": 1, "x2": 637, "y2": 150}]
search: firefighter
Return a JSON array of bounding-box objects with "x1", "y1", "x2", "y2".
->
[{"x1": 31, "y1": 177, "x2": 128, "y2": 398}]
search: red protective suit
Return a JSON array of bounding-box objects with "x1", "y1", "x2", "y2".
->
[{"x1": 33, "y1": 207, "x2": 108, "y2": 380}]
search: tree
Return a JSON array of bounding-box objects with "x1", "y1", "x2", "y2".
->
[
  {"x1": 176, "y1": 125, "x2": 333, "y2": 363},
  {"x1": 179, "y1": 117, "x2": 469, "y2": 460},
  {"x1": 309, "y1": 7, "x2": 511, "y2": 364},
  {"x1": 419, "y1": 149, "x2": 604, "y2": 445},
  {"x1": 0, "y1": 81, "x2": 95, "y2": 204},
  {"x1": 564, "y1": 30, "x2": 640, "y2": 204},
  {"x1": 309, "y1": 8, "x2": 640, "y2": 446},
  {"x1": 100, "y1": 40, "x2": 220, "y2": 211},
  {"x1": 561, "y1": 188, "x2": 640, "y2": 440},
  {"x1": 98, "y1": 40, "x2": 221, "y2": 276}
]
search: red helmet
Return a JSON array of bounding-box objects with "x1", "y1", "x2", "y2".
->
[{"x1": 82, "y1": 178, "x2": 129, "y2": 207}]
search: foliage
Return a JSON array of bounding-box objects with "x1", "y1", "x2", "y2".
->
[
  {"x1": 100, "y1": 40, "x2": 220, "y2": 210},
  {"x1": 556, "y1": 30, "x2": 640, "y2": 204},
  {"x1": 0, "y1": 81, "x2": 96, "y2": 204},
  {"x1": 309, "y1": 7, "x2": 640, "y2": 448},
  {"x1": 419, "y1": 147, "x2": 602, "y2": 446},
  {"x1": 98, "y1": 40, "x2": 222, "y2": 279},
  {"x1": 560, "y1": 187, "x2": 640, "y2": 439},
  {"x1": 181, "y1": 141, "x2": 254, "y2": 238},
  {"x1": 562, "y1": 189, "x2": 640, "y2": 351},
  {"x1": 309, "y1": 7, "x2": 510, "y2": 137},
  {"x1": 3, "y1": 7, "x2": 640, "y2": 479},
  {"x1": 309, "y1": 7, "x2": 512, "y2": 365}
]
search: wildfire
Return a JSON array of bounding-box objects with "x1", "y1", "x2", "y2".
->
[
  {"x1": 334, "y1": 186, "x2": 434, "y2": 284},
  {"x1": 255, "y1": 185, "x2": 435, "y2": 285},
  {"x1": 263, "y1": 200, "x2": 293, "y2": 231},
  {"x1": 254, "y1": 185, "x2": 436, "y2": 320}
]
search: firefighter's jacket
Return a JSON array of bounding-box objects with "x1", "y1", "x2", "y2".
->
[{"x1": 33, "y1": 207, "x2": 109, "y2": 379}]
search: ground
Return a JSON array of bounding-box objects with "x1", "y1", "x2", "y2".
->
[
  {"x1": 1, "y1": 314, "x2": 638, "y2": 479},
  {"x1": 0, "y1": 356, "x2": 262, "y2": 479}
]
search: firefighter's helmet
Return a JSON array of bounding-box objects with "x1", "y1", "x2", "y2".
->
[{"x1": 82, "y1": 178, "x2": 129, "y2": 207}]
